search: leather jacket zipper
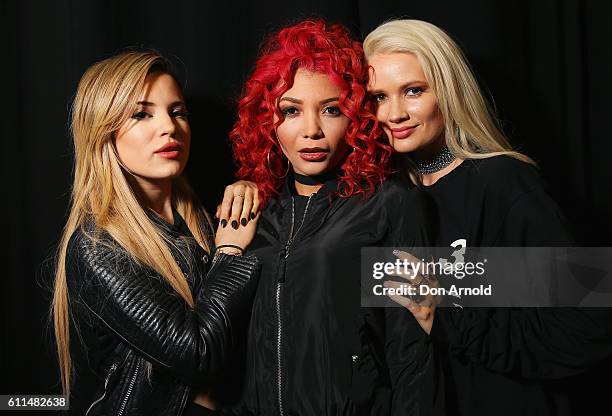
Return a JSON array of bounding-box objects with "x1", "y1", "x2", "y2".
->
[
  {"x1": 85, "y1": 362, "x2": 118, "y2": 416},
  {"x1": 117, "y1": 360, "x2": 140, "y2": 416},
  {"x1": 276, "y1": 195, "x2": 313, "y2": 416}
]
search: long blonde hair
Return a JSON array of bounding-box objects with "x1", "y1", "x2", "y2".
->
[
  {"x1": 363, "y1": 19, "x2": 534, "y2": 165},
  {"x1": 53, "y1": 51, "x2": 211, "y2": 395}
]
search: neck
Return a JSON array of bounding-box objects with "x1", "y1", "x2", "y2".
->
[
  {"x1": 420, "y1": 158, "x2": 464, "y2": 186},
  {"x1": 412, "y1": 137, "x2": 446, "y2": 162},
  {"x1": 294, "y1": 181, "x2": 323, "y2": 196},
  {"x1": 292, "y1": 170, "x2": 338, "y2": 196},
  {"x1": 129, "y1": 175, "x2": 174, "y2": 223}
]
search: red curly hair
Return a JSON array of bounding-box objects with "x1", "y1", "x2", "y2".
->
[{"x1": 230, "y1": 19, "x2": 393, "y2": 203}]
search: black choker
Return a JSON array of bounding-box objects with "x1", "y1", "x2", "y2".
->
[
  {"x1": 293, "y1": 171, "x2": 338, "y2": 185},
  {"x1": 415, "y1": 145, "x2": 456, "y2": 174}
]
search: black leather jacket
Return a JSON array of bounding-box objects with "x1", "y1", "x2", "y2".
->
[{"x1": 65, "y1": 211, "x2": 260, "y2": 415}]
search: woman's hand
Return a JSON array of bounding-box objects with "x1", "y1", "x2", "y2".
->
[
  {"x1": 384, "y1": 249, "x2": 439, "y2": 335},
  {"x1": 215, "y1": 180, "x2": 260, "y2": 230},
  {"x1": 214, "y1": 210, "x2": 260, "y2": 255}
]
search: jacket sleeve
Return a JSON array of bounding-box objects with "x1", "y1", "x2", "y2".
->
[
  {"x1": 431, "y1": 307, "x2": 612, "y2": 380},
  {"x1": 66, "y1": 230, "x2": 260, "y2": 384},
  {"x1": 383, "y1": 186, "x2": 443, "y2": 415},
  {"x1": 430, "y1": 188, "x2": 612, "y2": 380}
]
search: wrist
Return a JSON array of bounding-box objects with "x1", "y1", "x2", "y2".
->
[
  {"x1": 214, "y1": 244, "x2": 245, "y2": 257},
  {"x1": 216, "y1": 247, "x2": 242, "y2": 256}
]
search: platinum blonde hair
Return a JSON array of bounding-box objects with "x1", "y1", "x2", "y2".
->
[{"x1": 364, "y1": 19, "x2": 534, "y2": 165}]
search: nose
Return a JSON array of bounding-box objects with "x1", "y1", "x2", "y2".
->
[
  {"x1": 387, "y1": 96, "x2": 409, "y2": 124},
  {"x1": 302, "y1": 112, "x2": 324, "y2": 140},
  {"x1": 159, "y1": 112, "x2": 177, "y2": 137}
]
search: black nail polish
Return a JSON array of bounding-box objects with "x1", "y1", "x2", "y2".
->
[
  {"x1": 231, "y1": 220, "x2": 238, "y2": 229},
  {"x1": 241, "y1": 218, "x2": 247, "y2": 226},
  {"x1": 250, "y1": 212, "x2": 256, "y2": 220},
  {"x1": 221, "y1": 219, "x2": 227, "y2": 228}
]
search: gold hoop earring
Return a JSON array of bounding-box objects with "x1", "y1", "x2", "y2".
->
[{"x1": 266, "y1": 150, "x2": 290, "y2": 179}]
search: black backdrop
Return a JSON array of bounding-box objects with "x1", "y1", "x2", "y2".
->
[{"x1": 2, "y1": 0, "x2": 611, "y2": 413}]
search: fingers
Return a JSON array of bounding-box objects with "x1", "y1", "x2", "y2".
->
[
  {"x1": 218, "y1": 186, "x2": 235, "y2": 228},
  {"x1": 218, "y1": 181, "x2": 261, "y2": 228},
  {"x1": 251, "y1": 190, "x2": 261, "y2": 221},
  {"x1": 383, "y1": 279, "x2": 435, "y2": 309},
  {"x1": 229, "y1": 191, "x2": 245, "y2": 229},
  {"x1": 239, "y1": 187, "x2": 254, "y2": 227},
  {"x1": 392, "y1": 249, "x2": 422, "y2": 264},
  {"x1": 384, "y1": 280, "x2": 434, "y2": 334},
  {"x1": 214, "y1": 208, "x2": 262, "y2": 250},
  {"x1": 392, "y1": 249, "x2": 440, "y2": 287}
]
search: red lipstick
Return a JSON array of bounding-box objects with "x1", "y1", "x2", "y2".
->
[
  {"x1": 390, "y1": 125, "x2": 418, "y2": 139},
  {"x1": 298, "y1": 147, "x2": 329, "y2": 162},
  {"x1": 155, "y1": 142, "x2": 182, "y2": 159}
]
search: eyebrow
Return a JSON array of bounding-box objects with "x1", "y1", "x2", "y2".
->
[
  {"x1": 368, "y1": 80, "x2": 427, "y2": 95},
  {"x1": 279, "y1": 96, "x2": 340, "y2": 105},
  {"x1": 136, "y1": 100, "x2": 186, "y2": 107}
]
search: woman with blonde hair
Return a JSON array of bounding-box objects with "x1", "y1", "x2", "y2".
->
[
  {"x1": 364, "y1": 19, "x2": 612, "y2": 416},
  {"x1": 52, "y1": 51, "x2": 260, "y2": 415}
]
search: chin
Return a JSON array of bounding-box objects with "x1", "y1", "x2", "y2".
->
[
  {"x1": 385, "y1": 134, "x2": 418, "y2": 154},
  {"x1": 155, "y1": 167, "x2": 185, "y2": 180}
]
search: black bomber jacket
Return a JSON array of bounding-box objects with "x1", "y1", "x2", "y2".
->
[
  {"x1": 226, "y1": 177, "x2": 438, "y2": 416},
  {"x1": 65, "y1": 210, "x2": 260, "y2": 415}
]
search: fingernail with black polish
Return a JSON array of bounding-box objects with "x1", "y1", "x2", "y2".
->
[
  {"x1": 221, "y1": 219, "x2": 227, "y2": 228},
  {"x1": 250, "y1": 212, "x2": 256, "y2": 220},
  {"x1": 241, "y1": 218, "x2": 247, "y2": 226},
  {"x1": 231, "y1": 220, "x2": 238, "y2": 229}
]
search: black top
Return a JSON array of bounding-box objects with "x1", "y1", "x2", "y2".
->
[
  {"x1": 227, "y1": 177, "x2": 437, "y2": 416},
  {"x1": 421, "y1": 156, "x2": 612, "y2": 416},
  {"x1": 422, "y1": 156, "x2": 572, "y2": 248}
]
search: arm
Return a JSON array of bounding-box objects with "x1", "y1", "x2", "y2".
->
[
  {"x1": 67, "y1": 231, "x2": 260, "y2": 384},
  {"x1": 410, "y1": 188, "x2": 612, "y2": 379},
  {"x1": 382, "y1": 185, "x2": 442, "y2": 414},
  {"x1": 431, "y1": 306, "x2": 612, "y2": 380}
]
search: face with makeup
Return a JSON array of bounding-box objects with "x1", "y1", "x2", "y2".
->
[
  {"x1": 275, "y1": 68, "x2": 350, "y2": 177},
  {"x1": 115, "y1": 72, "x2": 191, "y2": 187},
  {"x1": 367, "y1": 53, "x2": 445, "y2": 159}
]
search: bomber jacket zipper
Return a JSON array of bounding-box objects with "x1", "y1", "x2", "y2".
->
[
  {"x1": 276, "y1": 195, "x2": 313, "y2": 416},
  {"x1": 85, "y1": 362, "x2": 118, "y2": 416},
  {"x1": 117, "y1": 360, "x2": 140, "y2": 416}
]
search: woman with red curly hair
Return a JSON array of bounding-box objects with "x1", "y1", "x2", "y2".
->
[{"x1": 221, "y1": 20, "x2": 436, "y2": 416}]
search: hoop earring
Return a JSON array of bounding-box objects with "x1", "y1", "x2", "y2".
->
[{"x1": 266, "y1": 150, "x2": 290, "y2": 179}]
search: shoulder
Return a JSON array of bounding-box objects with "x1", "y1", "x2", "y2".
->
[
  {"x1": 466, "y1": 155, "x2": 542, "y2": 188},
  {"x1": 66, "y1": 221, "x2": 128, "y2": 277},
  {"x1": 461, "y1": 155, "x2": 546, "y2": 201},
  {"x1": 378, "y1": 175, "x2": 432, "y2": 210},
  {"x1": 367, "y1": 176, "x2": 435, "y2": 225}
]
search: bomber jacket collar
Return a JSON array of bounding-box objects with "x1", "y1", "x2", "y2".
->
[
  {"x1": 269, "y1": 171, "x2": 343, "y2": 243},
  {"x1": 278, "y1": 170, "x2": 342, "y2": 205}
]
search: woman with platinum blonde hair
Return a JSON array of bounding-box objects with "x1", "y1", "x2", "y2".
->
[
  {"x1": 364, "y1": 18, "x2": 612, "y2": 416},
  {"x1": 53, "y1": 51, "x2": 260, "y2": 415}
]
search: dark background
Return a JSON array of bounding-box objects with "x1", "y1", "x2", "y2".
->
[{"x1": 2, "y1": 0, "x2": 611, "y2": 414}]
